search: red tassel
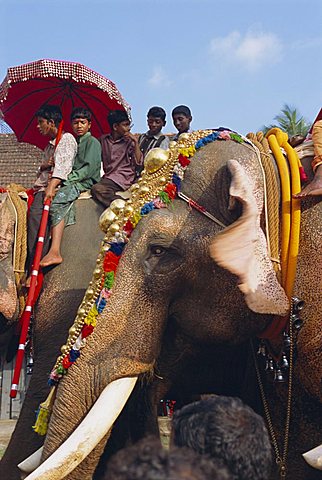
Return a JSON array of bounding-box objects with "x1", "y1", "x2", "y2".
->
[
  {"x1": 299, "y1": 166, "x2": 308, "y2": 182},
  {"x1": 82, "y1": 324, "x2": 94, "y2": 338}
]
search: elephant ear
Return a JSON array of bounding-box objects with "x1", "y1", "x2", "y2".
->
[{"x1": 209, "y1": 159, "x2": 289, "y2": 315}]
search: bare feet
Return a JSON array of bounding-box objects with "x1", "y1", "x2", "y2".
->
[
  {"x1": 293, "y1": 177, "x2": 322, "y2": 199},
  {"x1": 40, "y1": 252, "x2": 63, "y2": 267}
]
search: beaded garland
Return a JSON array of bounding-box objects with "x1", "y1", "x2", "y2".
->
[{"x1": 48, "y1": 128, "x2": 245, "y2": 386}]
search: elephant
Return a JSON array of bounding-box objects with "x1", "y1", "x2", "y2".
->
[
  {"x1": 2, "y1": 130, "x2": 322, "y2": 480},
  {"x1": 0, "y1": 194, "x2": 104, "y2": 480}
]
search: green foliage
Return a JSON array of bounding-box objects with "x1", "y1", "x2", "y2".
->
[{"x1": 261, "y1": 104, "x2": 311, "y2": 137}]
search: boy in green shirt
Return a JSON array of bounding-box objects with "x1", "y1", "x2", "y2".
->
[{"x1": 40, "y1": 107, "x2": 101, "y2": 267}]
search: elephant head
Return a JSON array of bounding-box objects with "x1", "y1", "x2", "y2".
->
[
  {"x1": 0, "y1": 191, "x2": 19, "y2": 327},
  {"x1": 23, "y1": 132, "x2": 290, "y2": 479}
]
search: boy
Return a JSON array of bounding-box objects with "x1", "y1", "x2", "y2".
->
[
  {"x1": 91, "y1": 110, "x2": 143, "y2": 207},
  {"x1": 138, "y1": 106, "x2": 169, "y2": 158},
  {"x1": 40, "y1": 107, "x2": 101, "y2": 267},
  {"x1": 27, "y1": 105, "x2": 77, "y2": 273},
  {"x1": 171, "y1": 105, "x2": 193, "y2": 141},
  {"x1": 294, "y1": 119, "x2": 322, "y2": 198}
]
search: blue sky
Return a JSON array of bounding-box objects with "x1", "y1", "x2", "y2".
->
[{"x1": 1, "y1": 0, "x2": 321, "y2": 136}]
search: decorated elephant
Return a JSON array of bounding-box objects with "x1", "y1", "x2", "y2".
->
[
  {"x1": 0, "y1": 194, "x2": 104, "y2": 480},
  {"x1": 2, "y1": 129, "x2": 322, "y2": 480}
]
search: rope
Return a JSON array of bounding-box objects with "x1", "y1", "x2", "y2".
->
[
  {"x1": 246, "y1": 132, "x2": 281, "y2": 279},
  {"x1": 6, "y1": 184, "x2": 28, "y2": 316}
]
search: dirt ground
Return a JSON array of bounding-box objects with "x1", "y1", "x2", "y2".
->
[
  {"x1": 0, "y1": 420, "x2": 16, "y2": 458},
  {"x1": 0, "y1": 418, "x2": 172, "y2": 459}
]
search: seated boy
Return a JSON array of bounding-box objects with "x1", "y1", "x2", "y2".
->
[
  {"x1": 293, "y1": 119, "x2": 322, "y2": 198},
  {"x1": 91, "y1": 110, "x2": 143, "y2": 207},
  {"x1": 138, "y1": 106, "x2": 170, "y2": 158},
  {"x1": 27, "y1": 104, "x2": 77, "y2": 274},
  {"x1": 40, "y1": 107, "x2": 101, "y2": 267},
  {"x1": 171, "y1": 105, "x2": 193, "y2": 141}
]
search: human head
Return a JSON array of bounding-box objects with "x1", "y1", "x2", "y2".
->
[
  {"x1": 172, "y1": 396, "x2": 273, "y2": 480},
  {"x1": 147, "y1": 106, "x2": 166, "y2": 135},
  {"x1": 71, "y1": 107, "x2": 92, "y2": 137},
  {"x1": 172, "y1": 105, "x2": 192, "y2": 134},
  {"x1": 103, "y1": 436, "x2": 232, "y2": 480},
  {"x1": 36, "y1": 104, "x2": 63, "y2": 128},
  {"x1": 36, "y1": 104, "x2": 63, "y2": 137},
  {"x1": 108, "y1": 110, "x2": 131, "y2": 139}
]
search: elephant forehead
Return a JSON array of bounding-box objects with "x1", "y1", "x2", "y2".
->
[{"x1": 134, "y1": 205, "x2": 192, "y2": 239}]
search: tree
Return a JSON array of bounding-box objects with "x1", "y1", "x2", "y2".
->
[{"x1": 261, "y1": 104, "x2": 311, "y2": 137}]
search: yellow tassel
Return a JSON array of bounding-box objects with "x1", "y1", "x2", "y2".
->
[{"x1": 32, "y1": 387, "x2": 56, "y2": 436}]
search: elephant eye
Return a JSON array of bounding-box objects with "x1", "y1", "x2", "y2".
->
[{"x1": 150, "y1": 245, "x2": 166, "y2": 256}]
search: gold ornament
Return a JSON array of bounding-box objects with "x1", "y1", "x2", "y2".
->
[
  {"x1": 169, "y1": 141, "x2": 177, "y2": 148},
  {"x1": 61, "y1": 345, "x2": 68, "y2": 355},
  {"x1": 145, "y1": 148, "x2": 170, "y2": 174},
  {"x1": 109, "y1": 198, "x2": 126, "y2": 214},
  {"x1": 108, "y1": 222, "x2": 120, "y2": 234},
  {"x1": 124, "y1": 204, "x2": 134, "y2": 216},
  {"x1": 69, "y1": 326, "x2": 77, "y2": 335},
  {"x1": 178, "y1": 133, "x2": 190, "y2": 142},
  {"x1": 139, "y1": 185, "x2": 150, "y2": 196},
  {"x1": 99, "y1": 209, "x2": 117, "y2": 232},
  {"x1": 158, "y1": 176, "x2": 167, "y2": 186}
]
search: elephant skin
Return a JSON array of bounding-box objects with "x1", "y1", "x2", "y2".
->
[
  {"x1": 2, "y1": 139, "x2": 322, "y2": 480},
  {"x1": 0, "y1": 198, "x2": 104, "y2": 480}
]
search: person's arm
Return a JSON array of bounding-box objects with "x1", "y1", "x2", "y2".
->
[
  {"x1": 52, "y1": 133, "x2": 77, "y2": 181},
  {"x1": 67, "y1": 138, "x2": 102, "y2": 183},
  {"x1": 125, "y1": 132, "x2": 143, "y2": 165},
  {"x1": 44, "y1": 177, "x2": 61, "y2": 200}
]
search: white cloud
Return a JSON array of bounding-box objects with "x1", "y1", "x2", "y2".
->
[
  {"x1": 148, "y1": 66, "x2": 172, "y2": 87},
  {"x1": 210, "y1": 30, "x2": 283, "y2": 71}
]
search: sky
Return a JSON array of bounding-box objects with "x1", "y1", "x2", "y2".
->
[{"x1": 0, "y1": 0, "x2": 321, "y2": 136}]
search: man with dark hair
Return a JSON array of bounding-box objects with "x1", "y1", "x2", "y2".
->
[
  {"x1": 103, "y1": 436, "x2": 233, "y2": 480},
  {"x1": 26, "y1": 104, "x2": 77, "y2": 276},
  {"x1": 40, "y1": 106, "x2": 101, "y2": 267},
  {"x1": 171, "y1": 105, "x2": 193, "y2": 141},
  {"x1": 91, "y1": 109, "x2": 143, "y2": 207},
  {"x1": 172, "y1": 395, "x2": 273, "y2": 480},
  {"x1": 138, "y1": 106, "x2": 169, "y2": 159}
]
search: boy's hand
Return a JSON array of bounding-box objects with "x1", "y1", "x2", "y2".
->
[
  {"x1": 124, "y1": 132, "x2": 139, "y2": 143},
  {"x1": 40, "y1": 156, "x2": 55, "y2": 171},
  {"x1": 44, "y1": 177, "x2": 61, "y2": 201}
]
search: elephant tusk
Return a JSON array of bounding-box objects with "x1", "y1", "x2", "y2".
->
[
  {"x1": 24, "y1": 376, "x2": 138, "y2": 480},
  {"x1": 18, "y1": 446, "x2": 43, "y2": 474},
  {"x1": 302, "y1": 444, "x2": 322, "y2": 470}
]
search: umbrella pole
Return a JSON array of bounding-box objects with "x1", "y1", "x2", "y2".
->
[{"x1": 10, "y1": 198, "x2": 51, "y2": 398}]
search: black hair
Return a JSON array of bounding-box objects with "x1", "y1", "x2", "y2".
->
[
  {"x1": 172, "y1": 105, "x2": 192, "y2": 117},
  {"x1": 107, "y1": 110, "x2": 130, "y2": 129},
  {"x1": 103, "y1": 436, "x2": 232, "y2": 480},
  {"x1": 172, "y1": 396, "x2": 273, "y2": 480},
  {"x1": 147, "y1": 106, "x2": 166, "y2": 122},
  {"x1": 36, "y1": 104, "x2": 62, "y2": 127},
  {"x1": 70, "y1": 107, "x2": 92, "y2": 121}
]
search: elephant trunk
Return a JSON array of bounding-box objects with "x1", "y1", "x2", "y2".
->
[{"x1": 23, "y1": 377, "x2": 138, "y2": 480}]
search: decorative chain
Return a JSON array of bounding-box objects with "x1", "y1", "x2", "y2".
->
[{"x1": 252, "y1": 298, "x2": 294, "y2": 479}]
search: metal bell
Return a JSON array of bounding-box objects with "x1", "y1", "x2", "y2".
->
[
  {"x1": 265, "y1": 358, "x2": 275, "y2": 372},
  {"x1": 283, "y1": 333, "x2": 291, "y2": 349},
  {"x1": 293, "y1": 318, "x2": 303, "y2": 331},
  {"x1": 280, "y1": 354, "x2": 289, "y2": 369},
  {"x1": 274, "y1": 367, "x2": 285, "y2": 383},
  {"x1": 26, "y1": 355, "x2": 34, "y2": 375},
  {"x1": 257, "y1": 343, "x2": 266, "y2": 356},
  {"x1": 292, "y1": 296, "x2": 304, "y2": 313}
]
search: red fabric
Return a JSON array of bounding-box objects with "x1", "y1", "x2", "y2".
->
[{"x1": 0, "y1": 59, "x2": 130, "y2": 149}]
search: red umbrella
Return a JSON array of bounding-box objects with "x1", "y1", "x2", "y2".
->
[{"x1": 0, "y1": 59, "x2": 130, "y2": 149}]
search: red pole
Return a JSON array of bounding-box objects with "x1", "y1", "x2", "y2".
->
[{"x1": 10, "y1": 198, "x2": 51, "y2": 398}]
